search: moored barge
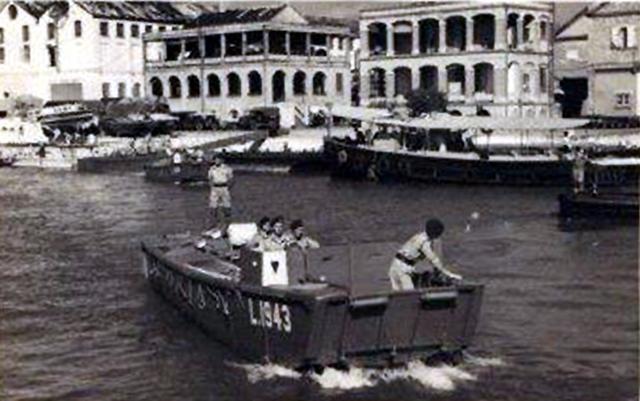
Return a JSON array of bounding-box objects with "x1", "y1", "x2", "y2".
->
[{"x1": 324, "y1": 109, "x2": 639, "y2": 187}]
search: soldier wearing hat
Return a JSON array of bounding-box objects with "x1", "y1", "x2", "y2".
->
[
  {"x1": 388, "y1": 218, "x2": 462, "y2": 291},
  {"x1": 207, "y1": 156, "x2": 233, "y2": 233}
]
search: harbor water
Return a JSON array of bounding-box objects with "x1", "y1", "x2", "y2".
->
[{"x1": 0, "y1": 168, "x2": 637, "y2": 400}]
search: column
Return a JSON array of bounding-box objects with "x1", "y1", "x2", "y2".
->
[
  {"x1": 305, "y1": 32, "x2": 311, "y2": 59},
  {"x1": 495, "y1": 14, "x2": 507, "y2": 50},
  {"x1": 180, "y1": 39, "x2": 185, "y2": 63},
  {"x1": 241, "y1": 32, "x2": 247, "y2": 57},
  {"x1": 386, "y1": 23, "x2": 394, "y2": 56},
  {"x1": 220, "y1": 34, "x2": 226, "y2": 59},
  {"x1": 326, "y1": 34, "x2": 331, "y2": 61},
  {"x1": 198, "y1": 36, "x2": 205, "y2": 60},
  {"x1": 285, "y1": 32, "x2": 291, "y2": 57},
  {"x1": 516, "y1": 17, "x2": 523, "y2": 49},
  {"x1": 494, "y1": 66, "x2": 507, "y2": 102},
  {"x1": 438, "y1": 66, "x2": 447, "y2": 92},
  {"x1": 412, "y1": 67, "x2": 420, "y2": 91},
  {"x1": 465, "y1": 66, "x2": 474, "y2": 100},
  {"x1": 530, "y1": 65, "x2": 540, "y2": 100},
  {"x1": 385, "y1": 71, "x2": 394, "y2": 98},
  {"x1": 263, "y1": 30, "x2": 269, "y2": 56},
  {"x1": 439, "y1": 19, "x2": 446, "y2": 53},
  {"x1": 412, "y1": 21, "x2": 420, "y2": 55},
  {"x1": 360, "y1": 69, "x2": 370, "y2": 102},
  {"x1": 285, "y1": 72, "x2": 294, "y2": 100},
  {"x1": 344, "y1": 37, "x2": 352, "y2": 63},
  {"x1": 361, "y1": 28, "x2": 369, "y2": 58},
  {"x1": 466, "y1": 17, "x2": 473, "y2": 51}
]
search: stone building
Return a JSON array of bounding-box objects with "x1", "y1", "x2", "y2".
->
[
  {"x1": 143, "y1": 5, "x2": 354, "y2": 121},
  {"x1": 0, "y1": 1, "x2": 190, "y2": 102},
  {"x1": 555, "y1": 3, "x2": 640, "y2": 117},
  {"x1": 359, "y1": 2, "x2": 554, "y2": 117}
]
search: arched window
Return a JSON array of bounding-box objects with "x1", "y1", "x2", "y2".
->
[
  {"x1": 446, "y1": 64, "x2": 465, "y2": 96},
  {"x1": 392, "y1": 21, "x2": 413, "y2": 55},
  {"x1": 419, "y1": 65, "x2": 438, "y2": 92},
  {"x1": 272, "y1": 70, "x2": 285, "y2": 102},
  {"x1": 132, "y1": 83, "x2": 141, "y2": 98},
  {"x1": 207, "y1": 74, "x2": 220, "y2": 97},
  {"x1": 187, "y1": 75, "x2": 200, "y2": 97},
  {"x1": 446, "y1": 16, "x2": 466, "y2": 51},
  {"x1": 369, "y1": 68, "x2": 386, "y2": 98},
  {"x1": 227, "y1": 73, "x2": 241, "y2": 97},
  {"x1": 8, "y1": 5, "x2": 17, "y2": 20},
  {"x1": 150, "y1": 77, "x2": 163, "y2": 97},
  {"x1": 74, "y1": 21, "x2": 82, "y2": 37},
  {"x1": 473, "y1": 63, "x2": 494, "y2": 94},
  {"x1": 169, "y1": 76, "x2": 181, "y2": 98},
  {"x1": 394, "y1": 67, "x2": 412, "y2": 97},
  {"x1": 293, "y1": 71, "x2": 306, "y2": 95},
  {"x1": 418, "y1": 19, "x2": 439, "y2": 53},
  {"x1": 368, "y1": 22, "x2": 388, "y2": 55},
  {"x1": 312, "y1": 72, "x2": 326, "y2": 96},
  {"x1": 507, "y1": 62, "x2": 521, "y2": 99},
  {"x1": 473, "y1": 14, "x2": 495, "y2": 49},
  {"x1": 248, "y1": 71, "x2": 262, "y2": 96},
  {"x1": 523, "y1": 15, "x2": 535, "y2": 43}
]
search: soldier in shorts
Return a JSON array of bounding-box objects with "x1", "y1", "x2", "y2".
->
[{"x1": 208, "y1": 156, "x2": 233, "y2": 234}]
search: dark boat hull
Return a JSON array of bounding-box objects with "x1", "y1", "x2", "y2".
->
[
  {"x1": 144, "y1": 152, "x2": 325, "y2": 183},
  {"x1": 324, "y1": 138, "x2": 638, "y2": 187},
  {"x1": 141, "y1": 240, "x2": 483, "y2": 369},
  {"x1": 558, "y1": 192, "x2": 639, "y2": 219}
]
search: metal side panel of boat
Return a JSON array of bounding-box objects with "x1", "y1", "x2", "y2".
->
[
  {"x1": 141, "y1": 239, "x2": 484, "y2": 369},
  {"x1": 142, "y1": 242, "x2": 321, "y2": 366},
  {"x1": 325, "y1": 139, "x2": 637, "y2": 187}
]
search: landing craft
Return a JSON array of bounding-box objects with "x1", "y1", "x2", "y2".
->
[{"x1": 141, "y1": 224, "x2": 484, "y2": 370}]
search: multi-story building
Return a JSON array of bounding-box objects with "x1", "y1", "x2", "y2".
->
[
  {"x1": 555, "y1": 3, "x2": 640, "y2": 117},
  {"x1": 359, "y1": 2, "x2": 554, "y2": 117},
  {"x1": 0, "y1": 1, "x2": 188, "y2": 102},
  {"x1": 143, "y1": 5, "x2": 354, "y2": 120}
]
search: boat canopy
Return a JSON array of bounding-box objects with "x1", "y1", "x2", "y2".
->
[
  {"x1": 373, "y1": 116, "x2": 590, "y2": 131},
  {"x1": 329, "y1": 105, "x2": 392, "y2": 122}
]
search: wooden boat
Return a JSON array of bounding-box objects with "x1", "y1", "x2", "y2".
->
[
  {"x1": 144, "y1": 151, "x2": 325, "y2": 183},
  {"x1": 558, "y1": 191, "x2": 638, "y2": 219},
  {"x1": 141, "y1": 230, "x2": 484, "y2": 369},
  {"x1": 323, "y1": 107, "x2": 639, "y2": 187}
]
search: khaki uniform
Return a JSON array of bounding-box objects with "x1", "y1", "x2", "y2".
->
[
  {"x1": 389, "y1": 232, "x2": 459, "y2": 291},
  {"x1": 269, "y1": 233, "x2": 290, "y2": 250},
  {"x1": 248, "y1": 232, "x2": 279, "y2": 252},
  {"x1": 208, "y1": 164, "x2": 233, "y2": 209},
  {"x1": 208, "y1": 163, "x2": 233, "y2": 231},
  {"x1": 285, "y1": 233, "x2": 320, "y2": 251}
]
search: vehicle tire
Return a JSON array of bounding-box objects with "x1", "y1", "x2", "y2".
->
[
  {"x1": 337, "y1": 149, "x2": 348, "y2": 165},
  {"x1": 195, "y1": 120, "x2": 204, "y2": 131}
]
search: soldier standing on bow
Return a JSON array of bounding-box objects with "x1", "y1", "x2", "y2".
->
[{"x1": 207, "y1": 156, "x2": 233, "y2": 235}]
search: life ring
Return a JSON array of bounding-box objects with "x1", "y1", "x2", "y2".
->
[{"x1": 337, "y1": 149, "x2": 348, "y2": 165}]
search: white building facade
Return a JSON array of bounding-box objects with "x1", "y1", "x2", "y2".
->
[
  {"x1": 143, "y1": 5, "x2": 354, "y2": 120},
  {"x1": 359, "y1": 2, "x2": 554, "y2": 117},
  {"x1": 0, "y1": 1, "x2": 185, "y2": 102}
]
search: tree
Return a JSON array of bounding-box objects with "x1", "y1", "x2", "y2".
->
[{"x1": 406, "y1": 89, "x2": 448, "y2": 117}]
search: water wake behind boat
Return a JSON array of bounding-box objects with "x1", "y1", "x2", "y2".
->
[{"x1": 231, "y1": 354, "x2": 505, "y2": 392}]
